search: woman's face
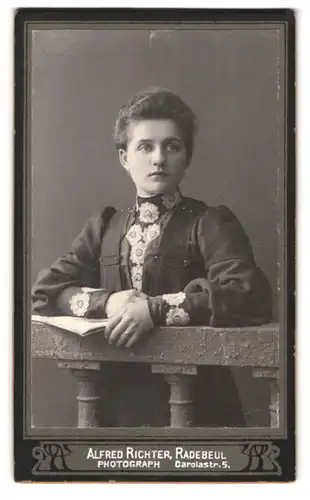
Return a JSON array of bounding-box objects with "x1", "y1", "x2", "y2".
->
[{"x1": 119, "y1": 119, "x2": 188, "y2": 197}]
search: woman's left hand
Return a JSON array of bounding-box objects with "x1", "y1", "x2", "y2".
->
[{"x1": 104, "y1": 298, "x2": 154, "y2": 348}]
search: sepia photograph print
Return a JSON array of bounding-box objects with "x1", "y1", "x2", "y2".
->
[{"x1": 15, "y1": 9, "x2": 295, "y2": 482}]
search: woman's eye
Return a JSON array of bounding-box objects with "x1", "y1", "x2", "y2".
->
[
  {"x1": 166, "y1": 143, "x2": 181, "y2": 152},
  {"x1": 138, "y1": 144, "x2": 152, "y2": 152}
]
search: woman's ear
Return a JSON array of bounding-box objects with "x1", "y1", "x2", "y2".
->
[{"x1": 119, "y1": 149, "x2": 129, "y2": 171}]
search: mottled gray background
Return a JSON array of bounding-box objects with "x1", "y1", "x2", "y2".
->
[{"x1": 31, "y1": 28, "x2": 282, "y2": 427}]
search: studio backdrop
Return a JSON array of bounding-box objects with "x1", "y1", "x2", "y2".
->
[{"x1": 31, "y1": 28, "x2": 281, "y2": 426}]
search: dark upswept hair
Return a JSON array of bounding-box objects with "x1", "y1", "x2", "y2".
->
[{"x1": 114, "y1": 87, "x2": 198, "y2": 160}]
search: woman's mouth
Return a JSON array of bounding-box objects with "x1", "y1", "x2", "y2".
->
[{"x1": 149, "y1": 172, "x2": 168, "y2": 178}]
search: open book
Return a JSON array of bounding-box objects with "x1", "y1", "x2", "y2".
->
[{"x1": 32, "y1": 315, "x2": 108, "y2": 337}]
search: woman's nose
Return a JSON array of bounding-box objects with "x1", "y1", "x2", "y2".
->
[{"x1": 152, "y1": 147, "x2": 165, "y2": 166}]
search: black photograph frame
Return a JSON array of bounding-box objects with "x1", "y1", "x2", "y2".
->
[{"x1": 14, "y1": 8, "x2": 295, "y2": 482}]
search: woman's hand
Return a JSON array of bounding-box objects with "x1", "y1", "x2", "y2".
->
[
  {"x1": 105, "y1": 289, "x2": 147, "y2": 318},
  {"x1": 104, "y1": 298, "x2": 154, "y2": 348}
]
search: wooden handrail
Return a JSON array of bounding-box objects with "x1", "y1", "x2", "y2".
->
[
  {"x1": 32, "y1": 322, "x2": 279, "y2": 367},
  {"x1": 31, "y1": 322, "x2": 280, "y2": 428}
]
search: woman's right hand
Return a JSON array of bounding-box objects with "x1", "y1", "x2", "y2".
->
[{"x1": 105, "y1": 289, "x2": 147, "y2": 318}]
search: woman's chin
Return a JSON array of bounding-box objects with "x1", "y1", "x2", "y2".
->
[{"x1": 138, "y1": 181, "x2": 176, "y2": 196}]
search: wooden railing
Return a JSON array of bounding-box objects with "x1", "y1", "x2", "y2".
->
[{"x1": 31, "y1": 322, "x2": 280, "y2": 428}]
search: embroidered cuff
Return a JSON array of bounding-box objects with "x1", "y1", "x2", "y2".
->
[
  {"x1": 147, "y1": 292, "x2": 190, "y2": 326},
  {"x1": 166, "y1": 307, "x2": 190, "y2": 326},
  {"x1": 162, "y1": 292, "x2": 187, "y2": 307},
  {"x1": 69, "y1": 289, "x2": 90, "y2": 317},
  {"x1": 57, "y1": 286, "x2": 112, "y2": 318},
  {"x1": 162, "y1": 292, "x2": 190, "y2": 326},
  {"x1": 147, "y1": 291, "x2": 212, "y2": 327}
]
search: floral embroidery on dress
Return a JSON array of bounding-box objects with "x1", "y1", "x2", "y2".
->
[
  {"x1": 126, "y1": 191, "x2": 182, "y2": 291},
  {"x1": 144, "y1": 223, "x2": 160, "y2": 243},
  {"x1": 162, "y1": 292, "x2": 186, "y2": 307},
  {"x1": 126, "y1": 224, "x2": 143, "y2": 246},
  {"x1": 69, "y1": 291, "x2": 90, "y2": 317},
  {"x1": 126, "y1": 204, "x2": 161, "y2": 290},
  {"x1": 130, "y1": 241, "x2": 146, "y2": 265},
  {"x1": 139, "y1": 202, "x2": 159, "y2": 224},
  {"x1": 131, "y1": 265, "x2": 143, "y2": 291},
  {"x1": 166, "y1": 307, "x2": 190, "y2": 326},
  {"x1": 127, "y1": 223, "x2": 160, "y2": 289}
]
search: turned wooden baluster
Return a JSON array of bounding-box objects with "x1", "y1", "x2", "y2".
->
[
  {"x1": 252, "y1": 367, "x2": 280, "y2": 428},
  {"x1": 58, "y1": 361, "x2": 101, "y2": 428},
  {"x1": 152, "y1": 364, "x2": 197, "y2": 427}
]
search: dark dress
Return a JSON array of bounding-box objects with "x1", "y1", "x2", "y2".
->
[{"x1": 32, "y1": 194, "x2": 272, "y2": 426}]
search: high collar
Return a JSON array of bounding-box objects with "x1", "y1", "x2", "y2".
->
[
  {"x1": 136, "y1": 190, "x2": 182, "y2": 211},
  {"x1": 134, "y1": 190, "x2": 182, "y2": 225}
]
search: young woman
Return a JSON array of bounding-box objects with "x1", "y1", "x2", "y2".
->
[{"x1": 32, "y1": 88, "x2": 272, "y2": 426}]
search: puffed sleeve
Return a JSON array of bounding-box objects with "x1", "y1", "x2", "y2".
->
[
  {"x1": 147, "y1": 206, "x2": 272, "y2": 327},
  {"x1": 32, "y1": 206, "x2": 116, "y2": 317}
]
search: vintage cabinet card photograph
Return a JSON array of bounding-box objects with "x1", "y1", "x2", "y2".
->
[{"x1": 14, "y1": 8, "x2": 295, "y2": 482}]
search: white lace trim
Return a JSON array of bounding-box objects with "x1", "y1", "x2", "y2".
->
[
  {"x1": 139, "y1": 202, "x2": 159, "y2": 224},
  {"x1": 144, "y1": 224, "x2": 160, "y2": 243},
  {"x1": 127, "y1": 191, "x2": 181, "y2": 291},
  {"x1": 130, "y1": 241, "x2": 146, "y2": 265},
  {"x1": 166, "y1": 307, "x2": 190, "y2": 326},
  {"x1": 126, "y1": 222, "x2": 161, "y2": 291},
  {"x1": 69, "y1": 291, "x2": 90, "y2": 317},
  {"x1": 162, "y1": 292, "x2": 186, "y2": 307},
  {"x1": 131, "y1": 265, "x2": 143, "y2": 291},
  {"x1": 126, "y1": 224, "x2": 143, "y2": 246}
]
